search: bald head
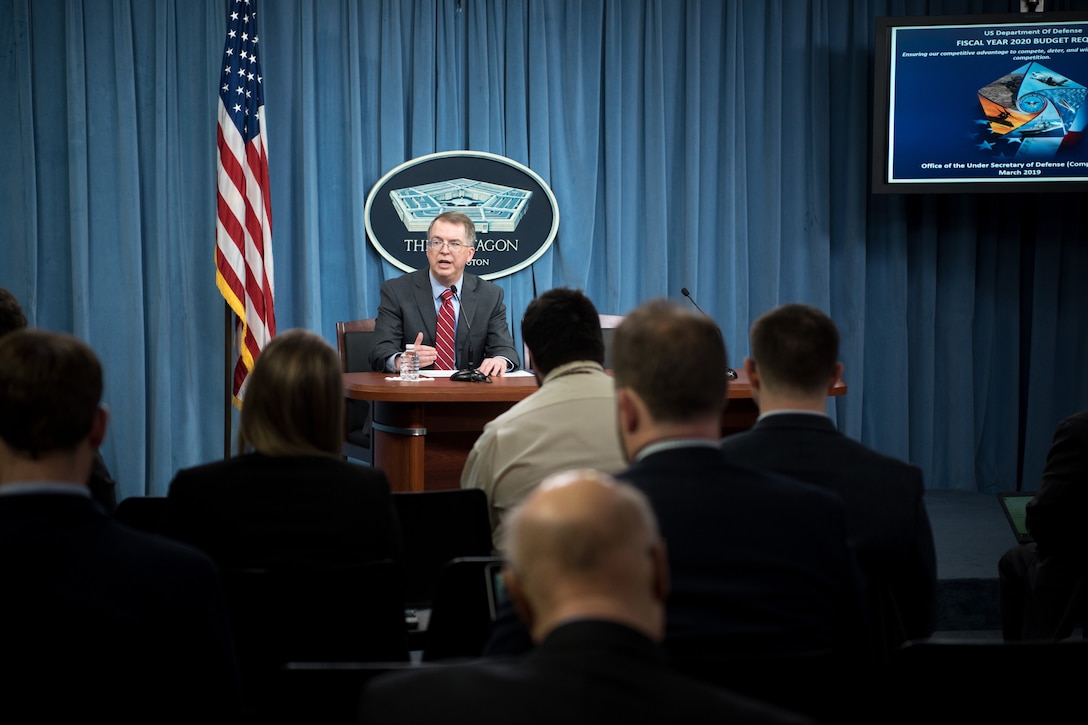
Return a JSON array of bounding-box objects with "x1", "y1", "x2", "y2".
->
[{"x1": 503, "y1": 470, "x2": 668, "y2": 643}]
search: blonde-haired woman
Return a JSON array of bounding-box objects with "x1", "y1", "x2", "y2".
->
[{"x1": 167, "y1": 329, "x2": 401, "y2": 570}]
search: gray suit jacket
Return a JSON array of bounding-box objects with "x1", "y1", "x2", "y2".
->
[{"x1": 369, "y1": 269, "x2": 520, "y2": 371}]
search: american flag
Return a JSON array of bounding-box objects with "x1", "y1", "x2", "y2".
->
[{"x1": 215, "y1": 0, "x2": 275, "y2": 406}]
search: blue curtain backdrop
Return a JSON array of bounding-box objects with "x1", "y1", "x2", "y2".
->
[{"x1": 2, "y1": 0, "x2": 1086, "y2": 498}]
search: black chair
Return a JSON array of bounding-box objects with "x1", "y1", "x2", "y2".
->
[
  {"x1": 596, "y1": 313, "x2": 624, "y2": 370},
  {"x1": 393, "y1": 489, "x2": 494, "y2": 608},
  {"x1": 220, "y1": 558, "x2": 409, "y2": 713},
  {"x1": 882, "y1": 639, "x2": 1088, "y2": 723},
  {"x1": 275, "y1": 662, "x2": 439, "y2": 725},
  {"x1": 335, "y1": 318, "x2": 377, "y2": 464},
  {"x1": 523, "y1": 312, "x2": 623, "y2": 372},
  {"x1": 422, "y1": 556, "x2": 504, "y2": 662},
  {"x1": 115, "y1": 495, "x2": 174, "y2": 538}
]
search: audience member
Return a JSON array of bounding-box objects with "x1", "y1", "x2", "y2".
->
[
  {"x1": 0, "y1": 287, "x2": 28, "y2": 332},
  {"x1": 362, "y1": 469, "x2": 810, "y2": 725},
  {"x1": 999, "y1": 410, "x2": 1088, "y2": 640},
  {"x1": 611, "y1": 300, "x2": 866, "y2": 663},
  {"x1": 168, "y1": 329, "x2": 401, "y2": 570},
  {"x1": 0, "y1": 330, "x2": 240, "y2": 722},
  {"x1": 369, "y1": 211, "x2": 520, "y2": 376},
  {"x1": 0, "y1": 287, "x2": 117, "y2": 511},
  {"x1": 722, "y1": 303, "x2": 936, "y2": 654},
  {"x1": 461, "y1": 288, "x2": 626, "y2": 550}
]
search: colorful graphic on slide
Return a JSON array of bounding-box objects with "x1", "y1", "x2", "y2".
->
[{"x1": 977, "y1": 62, "x2": 1088, "y2": 159}]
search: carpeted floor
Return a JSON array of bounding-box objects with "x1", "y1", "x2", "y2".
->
[{"x1": 925, "y1": 490, "x2": 1013, "y2": 638}]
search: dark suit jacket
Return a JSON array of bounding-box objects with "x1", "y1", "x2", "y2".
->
[
  {"x1": 722, "y1": 413, "x2": 937, "y2": 643},
  {"x1": 1026, "y1": 410, "x2": 1088, "y2": 560},
  {"x1": 361, "y1": 620, "x2": 811, "y2": 725},
  {"x1": 168, "y1": 452, "x2": 402, "y2": 570},
  {"x1": 89, "y1": 451, "x2": 118, "y2": 513},
  {"x1": 617, "y1": 446, "x2": 867, "y2": 663},
  {"x1": 0, "y1": 492, "x2": 241, "y2": 723},
  {"x1": 369, "y1": 269, "x2": 520, "y2": 371}
]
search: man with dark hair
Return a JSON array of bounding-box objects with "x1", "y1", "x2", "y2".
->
[
  {"x1": 369, "y1": 211, "x2": 520, "y2": 376},
  {"x1": 461, "y1": 288, "x2": 625, "y2": 550},
  {"x1": 363, "y1": 470, "x2": 810, "y2": 725},
  {"x1": 0, "y1": 330, "x2": 241, "y2": 722},
  {"x1": 0, "y1": 288, "x2": 28, "y2": 335},
  {"x1": 722, "y1": 303, "x2": 936, "y2": 654},
  {"x1": 0, "y1": 288, "x2": 117, "y2": 511},
  {"x1": 612, "y1": 300, "x2": 866, "y2": 668}
]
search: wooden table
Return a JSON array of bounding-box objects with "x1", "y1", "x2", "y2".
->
[{"x1": 343, "y1": 370, "x2": 845, "y2": 492}]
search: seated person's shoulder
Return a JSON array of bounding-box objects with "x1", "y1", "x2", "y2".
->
[
  {"x1": 1058, "y1": 410, "x2": 1088, "y2": 438},
  {"x1": 735, "y1": 461, "x2": 850, "y2": 513},
  {"x1": 104, "y1": 517, "x2": 220, "y2": 577},
  {"x1": 837, "y1": 436, "x2": 925, "y2": 487},
  {"x1": 169, "y1": 454, "x2": 389, "y2": 494}
]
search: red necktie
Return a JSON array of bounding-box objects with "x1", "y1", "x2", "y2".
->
[{"x1": 435, "y1": 288, "x2": 457, "y2": 370}]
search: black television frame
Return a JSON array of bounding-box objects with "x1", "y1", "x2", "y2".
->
[{"x1": 872, "y1": 11, "x2": 1088, "y2": 194}]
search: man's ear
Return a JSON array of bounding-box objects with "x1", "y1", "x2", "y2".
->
[
  {"x1": 87, "y1": 406, "x2": 109, "y2": 449},
  {"x1": 616, "y1": 387, "x2": 640, "y2": 436},
  {"x1": 828, "y1": 362, "x2": 845, "y2": 392},
  {"x1": 651, "y1": 539, "x2": 670, "y2": 604},
  {"x1": 502, "y1": 568, "x2": 534, "y2": 631}
]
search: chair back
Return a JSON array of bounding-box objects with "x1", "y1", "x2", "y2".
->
[
  {"x1": 276, "y1": 662, "x2": 437, "y2": 725},
  {"x1": 598, "y1": 313, "x2": 623, "y2": 370},
  {"x1": 886, "y1": 639, "x2": 1088, "y2": 721},
  {"x1": 221, "y1": 559, "x2": 408, "y2": 708},
  {"x1": 422, "y1": 556, "x2": 504, "y2": 662},
  {"x1": 335, "y1": 319, "x2": 377, "y2": 462},
  {"x1": 221, "y1": 559, "x2": 407, "y2": 719},
  {"x1": 393, "y1": 489, "x2": 493, "y2": 608},
  {"x1": 336, "y1": 318, "x2": 378, "y2": 372},
  {"x1": 115, "y1": 496, "x2": 174, "y2": 538},
  {"x1": 523, "y1": 312, "x2": 624, "y2": 373}
]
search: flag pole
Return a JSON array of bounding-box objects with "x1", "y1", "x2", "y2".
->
[
  {"x1": 224, "y1": 305, "x2": 233, "y2": 460},
  {"x1": 216, "y1": 0, "x2": 275, "y2": 459}
]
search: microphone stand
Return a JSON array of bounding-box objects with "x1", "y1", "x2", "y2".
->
[
  {"x1": 448, "y1": 285, "x2": 491, "y2": 383},
  {"x1": 681, "y1": 287, "x2": 738, "y2": 380}
]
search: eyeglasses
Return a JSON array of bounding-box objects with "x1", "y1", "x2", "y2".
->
[{"x1": 428, "y1": 239, "x2": 466, "y2": 252}]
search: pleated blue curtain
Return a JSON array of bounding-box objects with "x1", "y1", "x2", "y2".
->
[
  {"x1": 2, "y1": 0, "x2": 1086, "y2": 498},
  {"x1": 2, "y1": 0, "x2": 227, "y2": 493}
]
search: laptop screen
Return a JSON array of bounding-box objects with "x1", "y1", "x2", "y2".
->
[{"x1": 997, "y1": 492, "x2": 1035, "y2": 545}]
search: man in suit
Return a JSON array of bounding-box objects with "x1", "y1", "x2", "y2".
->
[
  {"x1": 0, "y1": 330, "x2": 240, "y2": 722},
  {"x1": 0, "y1": 287, "x2": 117, "y2": 512},
  {"x1": 721, "y1": 303, "x2": 936, "y2": 654},
  {"x1": 461, "y1": 288, "x2": 626, "y2": 551},
  {"x1": 999, "y1": 409, "x2": 1088, "y2": 640},
  {"x1": 611, "y1": 300, "x2": 866, "y2": 666},
  {"x1": 369, "y1": 211, "x2": 520, "y2": 376},
  {"x1": 362, "y1": 469, "x2": 809, "y2": 725}
]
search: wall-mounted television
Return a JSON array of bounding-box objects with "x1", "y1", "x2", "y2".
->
[{"x1": 873, "y1": 12, "x2": 1088, "y2": 193}]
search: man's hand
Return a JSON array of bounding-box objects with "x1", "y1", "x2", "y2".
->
[
  {"x1": 476, "y1": 357, "x2": 507, "y2": 377},
  {"x1": 410, "y1": 332, "x2": 440, "y2": 368}
]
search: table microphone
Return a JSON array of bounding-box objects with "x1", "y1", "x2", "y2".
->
[
  {"x1": 680, "y1": 287, "x2": 738, "y2": 380},
  {"x1": 448, "y1": 285, "x2": 490, "y2": 383}
]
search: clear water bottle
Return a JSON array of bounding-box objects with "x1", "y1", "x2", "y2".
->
[{"x1": 400, "y1": 343, "x2": 420, "y2": 381}]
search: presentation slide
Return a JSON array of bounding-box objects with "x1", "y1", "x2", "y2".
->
[{"x1": 885, "y1": 17, "x2": 1088, "y2": 185}]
